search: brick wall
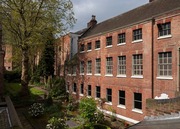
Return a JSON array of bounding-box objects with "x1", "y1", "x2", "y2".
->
[{"x1": 146, "y1": 97, "x2": 180, "y2": 116}]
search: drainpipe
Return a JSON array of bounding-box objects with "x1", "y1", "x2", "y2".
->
[
  {"x1": 151, "y1": 18, "x2": 155, "y2": 99},
  {"x1": 178, "y1": 48, "x2": 180, "y2": 92}
]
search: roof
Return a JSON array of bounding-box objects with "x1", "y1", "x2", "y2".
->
[
  {"x1": 126, "y1": 117, "x2": 180, "y2": 129},
  {"x1": 73, "y1": 28, "x2": 89, "y2": 36},
  {"x1": 81, "y1": 0, "x2": 180, "y2": 38}
]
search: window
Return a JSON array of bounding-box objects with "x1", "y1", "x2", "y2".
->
[
  {"x1": 106, "y1": 36, "x2": 112, "y2": 46},
  {"x1": 106, "y1": 88, "x2": 112, "y2": 102},
  {"x1": 72, "y1": 66, "x2": 76, "y2": 75},
  {"x1": 132, "y1": 54, "x2": 143, "y2": 76},
  {"x1": 88, "y1": 85, "x2": 91, "y2": 96},
  {"x1": 118, "y1": 56, "x2": 126, "y2": 75},
  {"x1": 95, "y1": 40, "x2": 100, "y2": 49},
  {"x1": 95, "y1": 58, "x2": 101, "y2": 74},
  {"x1": 73, "y1": 83, "x2": 77, "y2": 93},
  {"x1": 87, "y1": 42, "x2": 92, "y2": 51},
  {"x1": 134, "y1": 93, "x2": 142, "y2": 110},
  {"x1": 106, "y1": 57, "x2": 113, "y2": 75},
  {"x1": 119, "y1": 90, "x2": 125, "y2": 106},
  {"x1": 80, "y1": 44, "x2": 85, "y2": 52},
  {"x1": 133, "y1": 29, "x2": 142, "y2": 41},
  {"x1": 96, "y1": 86, "x2": 101, "y2": 98},
  {"x1": 87, "y1": 60, "x2": 92, "y2": 74},
  {"x1": 80, "y1": 61, "x2": 84, "y2": 74},
  {"x1": 158, "y1": 22, "x2": 171, "y2": 37},
  {"x1": 80, "y1": 84, "x2": 84, "y2": 94},
  {"x1": 118, "y1": 33, "x2": 126, "y2": 44},
  {"x1": 158, "y1": 52, "x2": 172, "y2": 77},
  {"x1": 66, "y1": 82, "x2": 70, "y2": 91}
]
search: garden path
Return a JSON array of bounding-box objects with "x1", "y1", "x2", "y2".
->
[{"x1": 66, "y1": 120, "x2": 79, "y2": 128}]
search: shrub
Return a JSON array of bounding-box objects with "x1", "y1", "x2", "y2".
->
[
  {"x1": 79, "y1": 97, "x2": 97, "y2": 122},
  {"x1": 94, "y1": 124, "x2": 111, "y2": 129},
  {"x1": 94, "y1": 111, "x2": 105, "y2": 124},
  {"x1": 46, "y1": 117, "x2": 67, "y2": 129},
  {"x1": 28, "y1": 103, "x2": 44, "y2": 117},
  {"x1": 4, "y1": 70, "x2": 21, "y2": 83}
]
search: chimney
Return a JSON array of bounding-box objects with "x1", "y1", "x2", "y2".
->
[
  {"x1": 149, "y1": 0, "x2": 154, "y2": 2},
  {"x1": 87, "y1": 15, "x2": 97, "y2": 28}
]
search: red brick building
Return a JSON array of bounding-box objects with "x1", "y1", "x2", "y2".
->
[{"x1": 65, "y1": 0, "x2": 180, "y2": 123}]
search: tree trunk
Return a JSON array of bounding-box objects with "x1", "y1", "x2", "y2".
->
[{"x1": 20, "y1": 47, "x2": 30, "y2": 96}]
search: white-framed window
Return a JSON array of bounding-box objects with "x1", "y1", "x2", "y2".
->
[
  {"x1": 106, "y1": 57, "x2": 113, "y2": 75},
  {"x1": 87, "y1": 85, "x2": 91, "y2": 96},
  {"x1": 73, "y1": 83, "x2": 77, "y2": 93},
  {"x1": 119, "y1": 90, "x2": 125, "y2": 106},
  {"x1": 66, "y1": 82, "x2": 70, "y2": 92},
  {"x1": 133, "y1": 29, "x2": 142, "y2": 41},
  {"x1": 80, "y1": 44, "x2": 85, "y2": 52},
  {"x1": 134, "y1": 93, "x2": 142, "y2": 110},
  {"x1": 118, "y1": 56, "x2": 126, "y2": 75},
  {"x1": 87, "y1": 42, "x2": 92, "y2": 51},
  {"x1": 95, "y1": 58, "x2": 101, "y2": 74},
  {"x1": 158, "y1": 52, "x2": 172, "y2": 77},
  {"x1": 80, "y1": 61, "x2": 84, "y2": 74},
  {"x1": 132, "y1": 54, "x2": 143, "y2": 76},
  {"x1": 96, "y1": 86, "x2": 101, "y2": 98},
  {"x1": 106, "y1": 36, "x2": 112, "y2": 46},
  {"x1": 95, "y1": 40, "x2": 100, "y2": 49},
  {"x1": 158, "y1": 22, "x2": 171, "y2": 37},
  {"x1": 106, "y1": 88, "x2": 112, "y2": 102},
  {"x1": 80, "y1": 83, "x2": 84, "y2": 94},
  {"x1": 87, "y1": 60, "x2": 92, "y2": 74},
  {"x1": 118, "y1": 33, "x2": 126, "y2": 44}
]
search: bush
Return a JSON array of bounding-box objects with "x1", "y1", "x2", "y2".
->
[
  {"x1": 28, "y1": 103, "x2": 44, "y2": 117},
  {"x1": 79, "y1": 97, "x2": 97, "y2": 122},
  {"x1": 46, "y1": 117, "x2": 67, "y2": 129},
  {"x1": 94, "y1": 111, "x2": 105, "y2": 124},
  {"x1": 94, "y1": 124, "x2": 111, "y2": 129},
  {"x1": 4, "y1": 70, "x2": 21, "y2": 83}
]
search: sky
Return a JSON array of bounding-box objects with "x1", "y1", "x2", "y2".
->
[{"x1": 70, "y1": 0, "x2": 149, "y2": 32}]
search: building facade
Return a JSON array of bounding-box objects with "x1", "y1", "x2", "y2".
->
[
  {"x1": 2, "y1": 44, "x2": 13, "y2": 71},
  {"x1": 64, "y1": 0, "x2": 180, "y2": 123}
]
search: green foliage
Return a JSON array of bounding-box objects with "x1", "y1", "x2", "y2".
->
[
  {"x1": 29, "y1": 87, "x2": 45, "y2": 96},
  {"x1": 67, "y1": 95, "x2": 79, "y2": 111},
  {"x1": 45, "y1": 96, "x2": 53, "y2": 107},
  {"x1": 46, "y1": 117, "x2": 68, "y2": 129},
  {"x1": 94, "y1": 111, "x2": 105, "y2": 124},
  {"x1": 4, "y1": 83, "x2": 21, "y2": 97},
  {"x1": 4, "y1": 70, "x2": 21, "y2": 83},
  {"x1": 49, "y1": 78, "x2": 67, "y2": 99},
  {"x1": 94, "y1": 124, "x2": 111, "y2": 129},
  {"x1": 79, "y1": 97, "x2": 97, "y2": 122},
  {"x1": 38, "y1": 34, "x2": 55, "y2": 77}
]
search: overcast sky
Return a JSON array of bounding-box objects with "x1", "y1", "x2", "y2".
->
[{"x1": 70, "y1": 0, "x2": 149, "y2": 32}]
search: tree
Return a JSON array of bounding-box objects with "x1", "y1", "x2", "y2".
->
[
  {"x1": 39, "y1": 32, "x2": 55, "y2": 85},
  {"x1": 0, "y1": 0, "x2": 75, "y2": 96}
]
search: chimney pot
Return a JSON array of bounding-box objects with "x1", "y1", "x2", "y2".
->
[{"x1": 87, "y1": 15, "x2": 97, "y2": 28}]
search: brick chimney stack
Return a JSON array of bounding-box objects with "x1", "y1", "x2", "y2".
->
[{"x1": 87, "y1": 15, "x2": 97, "y2": 28}]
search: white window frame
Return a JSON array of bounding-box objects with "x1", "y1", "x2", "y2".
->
[
  {"x1": 95, "y1": 58, "x2": 101, "y2": 75},
  {"x1": 117, "y1": 56, "x2": 126, "y2": 76},
  {"x1": 132, "y1": 54, "x2": 143, "y2": 77},
  {"x1": 106, "y1": 57, "x2": 113, "y2": 75},
  {"x1": 87, "y1": 60, "x2": 92, "y2": 75}
]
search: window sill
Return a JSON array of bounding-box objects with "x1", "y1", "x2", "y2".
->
[
  {"x1": 87, "y1": 96, "x2": 92, "y2": 98},
  {"x1": 105, "y1": 45, "x2": 113, "y2": 48},
  {"x1": 67, "y1": 74, "x2": 71, "y2": 76},
  {"x1": 86, "y1": 73, "x2": 92, "y2": 76},
  {"x1": 156, "y1": 76, "x2": 173, "y2": 80},
  {"x1": 117, "y1": 105, "x2": 126, "y2": 109},
  {"x1": 105, "y1": 74, "x2": 113, "y2": 77},
  {"x1": 132, "y1": 109, "x2": 143, "y2": 114},
  {"x1": 95, "y1": 74, "x2": 101, "y2": 76},
  {"x1": 80, "y1": 73, "x2": 84, "y2": 75},
  {"x1": 132, "y1": 39, "x2": 143, "y2": 43},
  {"x1": 131, "y1": 75, "x2": 143, "y2": 79},
  {"x1": 95, "y1": 48, "x2": 100, "y2": 50},
  {"x1": 157, "y1": 35, "x2": 172, "y2": 40},
  {"x1": 117, "y1": 43, "x2": 126, "y2": 46},
  {"x1": 72, "y1": 74, "x2": 76, "y2": 76},
  {"x1": 87, "y1": 50, "x2": 92, "y2": 52},
  {"x1": 117, "y1": 75, "x2": 126, "y2": 78},
  {"x1": 79, "y1": 94, "x2": 84, "y2": 96},
  {"x1": 72, "y1": 92, "x2": 76, "y2": 94},
  {"x1": 105, "y1": 102, "x2": 112, "y2": 105},
  {"x1": 95, "y1": 98, "x2": 100, "y2": 100},
  {"x1": 80, "y1": 51, "x2": 85, "y2": 53},
  {"x1": 66, "y1": 90, "x2": 69, "y2": 93}
]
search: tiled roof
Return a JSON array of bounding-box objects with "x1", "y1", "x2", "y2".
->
[{"x1": 82, "y1": 0, "x2": 180, "y2": 38}]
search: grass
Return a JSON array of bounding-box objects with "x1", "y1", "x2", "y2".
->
[{"x1": 29, "y1": 87, "x2": 45, "y2": 96}]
